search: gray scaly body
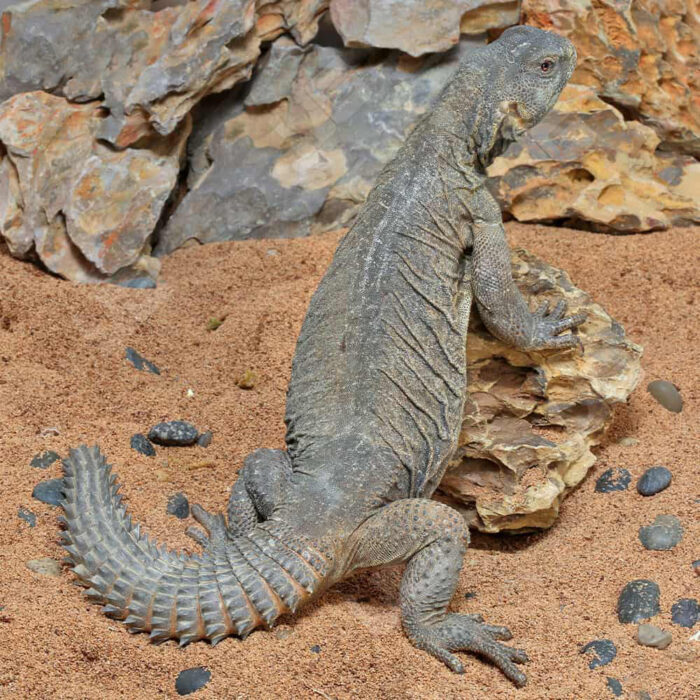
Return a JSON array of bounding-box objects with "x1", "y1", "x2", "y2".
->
[{"x1": 61, "y1": 27, "x2": 584, "y2": 687}]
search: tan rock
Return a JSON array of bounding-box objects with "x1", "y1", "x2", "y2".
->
[
  {"x1": 0, "y1": 92, "x2": 188, "y2": 283},
  {"x1": 256, "y1": 0, "x2": 330, "y2": 44},
  {"x1": 487, "y1": 85, "x2": 700, "y2": 232},
  {"x1": 522, "y1": 0, "x2": 700, "y2": 156},
  {"x1": 437, "y1": 248, "x2": 642, "y2": 533}
]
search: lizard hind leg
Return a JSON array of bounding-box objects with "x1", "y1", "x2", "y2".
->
[{"x1": 344, "y1": 499, "x2": 528, "y2": 687}]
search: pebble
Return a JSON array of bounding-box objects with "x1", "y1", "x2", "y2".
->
[
  {"x1": 310, "y1": 644, "x2": 321, "y2": 654},
  {"x1": 638, "y1": 514, "x2": 683, "y2": 551},
  {"x1": 148, "y1": 421, "x2": 199, "y2": 446},
  {"x1": 32, "y1": 478, "x2": 64, "y2": 506},
  {"x1": 175, "y1": 667, "x2": 211, "y2": 696},
  {"x1": 606, "y1": 677, "x2": 623, "y2": 697},
  {"x1": 274, "y1": 626, "x2": 294, "y2": 640},
  {"x1": 581, "y1": 639, "x2": 617, "y2": 669},
  {"x1": 18, "y1": 507, "x2": 37, "y2": 527},
  {"x1": 617, "y1": 437, "x2": 638, "y2": 447},
  {"x1": 617, "y1": 579, "x2": 660, "y2": 623},
  {"x1": 26, "y1": 557, "x2": 62, "y2": 577},
  {"x1": 130, "y1": 433, "x2": 156, "y2": 457},
  {"x1": 464, "y1": 591, "x2": 477, "y2": 600},
  {"x1": 647, "y1": 380, "x2": 682, "y2": 413},
  {"x1": 197, "y1": 430, "x2": 213, "y2": 448},
  {"x1": 30, "y1": 450, "x2": 60, "y2": 469},
  {"x1": 119, "y1": 277, "x2": 156, "y2": 290},
  {"x1": 693, "y1": 560, "x2": 700, "y2": 575},
  {"x1": 595, "y1": 468, "x2": 631, "y2": 493},
  {"x1": 125, "y1": 347, "x2": 160, "y2": 375},
  {"x1": 167, "y1": 493, "x2": 190, "y2": 520},
  {"x1": 636, "y1": 466, "x2": 672, "y2": 496},
  {"x1": 636, "y1": 623, "x2": 672, "y2": 649},
  {"x1": 671, "y1": 598, "x2": 699, "y2": 628}
]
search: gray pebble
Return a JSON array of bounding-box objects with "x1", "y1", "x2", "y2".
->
[
  {"x1": 18, "y1": 507, "x2": 36, "y2": 527},
  {"x1": 26, "y1": 557, "x2": 62, "y2": 577},
  {"x1": 148, "y1": 421, "x2": 199, "y2": 446},
  {"x1": 636, "y1": 466, "x2": 672, "y2": 496},
  {"x1": 617, "y1": 579, "x2": 660, "y2": 623},
  {"x1": 197, "y1": 430, "x2": 213, "y2": 448},
  {"x1": 581, "y1": 639, "x2": 617, "y2": 669},
  {"x1": 618, "y1": 437, "x2": 638, "y2": 447},
  {"x1": 32, "y1": 478, "x2": 64, "y2": 506},
  {"x1": 175, "y1": 667, "x2": 211, "y2": 696},
  {"x1": 595, "y1": 468, "x2": 631, "y2": 493},
  {"x1": 125, "y1": 347, "x2": 160, "y2": 375},
  {"x1": 119, "y1": 277, "x2": 156, "y2": 289},
  {"x1": 636, "y1": 623, "x2": 672, "y2": 649},
  {"x1": 638, "y1": 514, "x2": 683, "y2": 551},
  {"x1": 671, "y1": 598, "x2": 699, "y2": 628},
  {"x1": 647, "y1": 380, "x2": 682, "y2": 413},
  {"x1": 130, "y1": 433, "x2": 156, "y2": 457},
  {"x1": 310, "y1": 644, "x2": 321, "y2": 653},
  {"x1": 30, "y1": 450, "x2": 60, "y2": 469},
  {"x1": 167, "y1": 493, "x2": 190, "y2": 520},
  {"x1": 606, "y1": 677, "x2": 623, "y2": 697}
]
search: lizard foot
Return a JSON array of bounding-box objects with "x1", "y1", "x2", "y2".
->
[
  {"x1": 528, "y1": 299, "x2": 586, "y2": 351},
  {"x1": 408, "y1": 613, "x2": 528, "y2": 687},
  {"x1": 185, "y1": 503, "x2": 229, "y2": 549}
]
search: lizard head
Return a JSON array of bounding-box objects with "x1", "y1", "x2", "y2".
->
[{"x1": 490, "y1": 25, "x2": 577, "y2": 140}]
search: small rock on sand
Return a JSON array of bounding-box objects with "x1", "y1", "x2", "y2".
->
[
  {"x1": 166, "y1": 493, "x2": 190, "y2": 519},
  {"x1": 606, "y1": 677, "x2": 623, "y2": 697},
  {"x1": 26, "y1": 557, "x2": 61, "y2": 577},
  {"x1": 617, "y1": 580, "x2": 660, "y2": 623},
  {"x1": 636, "y1": 623, "x2": 672, "y2": 649},
  {"x1": 647, "y1": 380, "x2": 682, "y2": 412},
  {"x1": 148, "y1": 421, "x2": 199, "y2": 446},
  {"x1": 125, "y1": 347, "x2": 160, "y2": 375},
  {"x1": 175, "y1": 667, "x2": 211, "y2": 696},
  {"x1": 638, "y1": 514, "x2": 683, "y2": 551},
  {"x1": 636, "y1": 466, "x2": 672, "y2": 496},
  {"x1": 18, "y1": 507, "x2": 36, "y2": 527},
  {"x1": 671, "y1": 598, "x2": 699, "y2": 628},
  {"x1": 595, "y1": 468, "x2": 631, "y2": 493},
  {"x1": 130, "y1": 433, "x2": 156, "y2": 457},
  {"x1": 197, "y1": 430, "x2": 213, "y2": 448},
  {"x1": 32, "y1": 478, "x2": 64, "y2": 506},
  {"x1": 30, "y1": 451, "x2": 60, "y2": 469},
  {"x1": 581, "y1": 639, "x2": 617, "y2": 669}
]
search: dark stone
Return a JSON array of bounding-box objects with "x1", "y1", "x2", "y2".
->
[
  {"x1": 636, "y1": 466, "x2": 672, "y2": 496},
  {"x1": 617, "y1": 579, "x2": 661, "y2": 623},
  {"x1": 167, "y1": 493, "x2": 190, "y2": 520},
  {"x1": 130, "y1": 433, "x2": 156, "y2": 457},
  {"x1": 125, "y1": 347, "x2": 160, "y2": 375},
  {"x1": 18, "y1": 507, "x2": 37, "y2": 527},
  {"x1": 671, "y1": 598, "x2": 699, "y2": 628},
  {"x1": 32, "y1": 478, "x2": 64, "y2": 506},
  {"x1": 310, "y1": 644, "x2": 321, "y2": 653},
  {"x1": 197, "y1": 430, "x2": 213, "y2": 448},
  {"x1": 638, "y1": 515, "x2": 683, "y2": 551},
  {"x1": 595, "y1": 468, "x2": 631, "y2": 493},
  {"x1": 119, "y1": 277, "x2": 157, "y2": 289},
  {"x1": 647, "y1": 380, "x2": 682, "y2": 413},
  {"x1": 175, "y1": 667, "x2": 211, "y2": 696},
  {"x1": 606, "y1": 677, "x2": 623, "y2": 697},
  {"x1": 464, "y1": 591, "x2": 477, "y2": 600},
  {"x1": 580, "y1": 639, "x2": 617, "y2": 669},
  {"x1": 30, "y1": 450, "x2": 61, "y2": 469},
  {"x1": 148, "y1": 421, "x2": 199, "y2": 446}
]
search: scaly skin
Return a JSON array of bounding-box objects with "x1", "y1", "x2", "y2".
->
[{"x1": 60, "y1": 26, "x2": 584, "y2": 687}]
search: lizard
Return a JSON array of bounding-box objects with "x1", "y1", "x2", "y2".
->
[{"x1": 60, "y1": 25, "x2": 584, "y2": 688}]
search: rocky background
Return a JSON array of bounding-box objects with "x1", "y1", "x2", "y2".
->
[{"x1": 0, "y1": 0, "x2": 697, "y2": 286}]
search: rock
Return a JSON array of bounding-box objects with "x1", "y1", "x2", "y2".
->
[
  {"x1": 125, "y1": 348, "x2": 160, "y2": 375},
  {"x1": 487, "y1": 85, "x2": 700, "y2": 233},
  {"x1": 310, "y1": 644, "x2": 321, "y2": 653},
  {"x1": 257, "y1": 0, "x2": 330, "y2": 45},
  {"x1": 30, "y1": 451, "x2": 61, "y2": 469},
  {"x1": 606, "y1": 677, "x2": 623, "y2": 698},
  {"x1": 18, "y1": 507, "x2": 37, "y2": 528},
  {"x1": 636, "y1": 623, "x2": 672, "y2": 650},
  {"x1": 329, "y1": 0, "x2": 518, "y2": 56},
  {"x1": 617, "y1": 580, "x2": 661, "y2": 624},
  {"x1": 26, "y1": 557, "x2": 62, "y2": 577},
  {"x1": 157, "y1": 36, "x2": 486, "y2": 254},
  {"x1": 0, "y1": 92, "x2": 188, "y2": 283},
  {"x1": 693, "y1": 560, "x2": 700, "y2": 576},
  {"x1": 148, "y1": 421, "x2": 199, "y2": 446},
  {"x1": 175, "y1": 667, "x2": 211, "y2": 696},
  {"x1": 671, "y1": 599, "x2": 699, "y2": 628},
  {"x1": 618, "y1": 437, "x2": 638, "y2": 447},
  {"x1": 197, "y1": 431, "x2": 213, "y2": 448},
  {"x1": 637, "y1": 466, "x2": 672, "y2": 496},
  {"x1": 638, "y1": 514, "x2": 683, "y2": 551},
  {"x1": 236, "y1": 370, "x2": 258, "y2": 390},
  {"x1": 647, "y1": 380, "x2": 683, "y2": 413},
  {"x1": 130, "y1": 433, "x2": 156, "y2": 457},
  {"x1": 166, "y1": 493, "x2": 190, "y2": 520},
  {"x1": 273, "y1": 625, "x2": 294, "y2": 640},
  {"x1": 594, "y1": 468, "x2": 632, "y2": 494},
  {"x1": 438, "y1": 249, "x2": 641, "y2": 533},
  {"x1": 522, "y1": 1, "x2": 700, "y2": 156},
  {"x1": 32, "y1": 478, "x2": 64, "y2": 507},
  {"x1": 581, "y1": 639, "x2": 617, "y2": 669}
]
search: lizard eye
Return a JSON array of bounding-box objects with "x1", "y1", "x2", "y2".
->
[{"x1": 540, "y1": 59, "x2": 555, "y2": 73}]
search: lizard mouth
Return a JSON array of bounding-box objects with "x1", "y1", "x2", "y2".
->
[{"x1": 498, "y1": 101, "x2": 530, "y2": 141}]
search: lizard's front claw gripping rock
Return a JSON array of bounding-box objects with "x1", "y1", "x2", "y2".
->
[
  {"x1": 61, "y1": 26, "x2": 580, "y2": 688},
  {"x1": 528, "y1": 300, "x2": 587, "y2": 351}
]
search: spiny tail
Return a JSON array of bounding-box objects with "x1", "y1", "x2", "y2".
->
[{"x1": 60, "y1": 445, "x2": 331, "y2": 645}]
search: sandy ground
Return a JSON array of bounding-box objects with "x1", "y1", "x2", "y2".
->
[{"x1": 0, "y1": 224, "x2": 697, "y2": 700}]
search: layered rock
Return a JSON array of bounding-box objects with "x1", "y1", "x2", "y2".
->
[
  {"x1": 488, "y1": 85, "x2": 700, "y2": 232},
  {"x1": 522, "y1": 0, "x2": 700, "y2": 156},
  {"x1": 437, "y1": 248, "x2": 642, "y2": 533},
  {"x1": 0, "y1": 92, "x2": 188, "y2": 283}
]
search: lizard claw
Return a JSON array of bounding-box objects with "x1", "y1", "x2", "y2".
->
[
  {"x1": 528, "y1": 299, "x2": 587, "y2": 352},
  {"x1": 188, "y1": 503, "x2": 229, "y2": 547}
]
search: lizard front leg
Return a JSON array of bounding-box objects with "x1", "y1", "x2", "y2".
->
[
  {"x1": 469, "y1": 187, "x2": 586, "y2": 351},
  {"x1": 343, "y1": 500, "x2": 528, "y2": 686}
]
